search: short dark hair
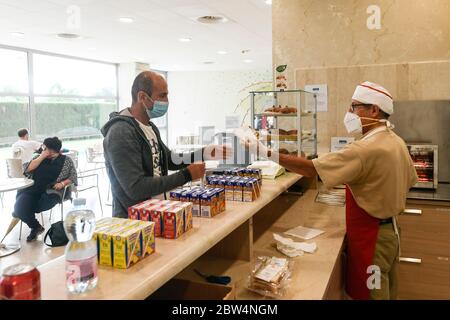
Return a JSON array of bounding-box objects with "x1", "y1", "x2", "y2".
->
[
  {"x1": 43, "y1": 137, "x2": 62, "y2": 152},
  {"x1": 131, "y1": 72, "x2": 153, "y2": 103},
  {"x1": 380, "y1": 110, "x2": 390, "y2": 120},
  {"x1": 18, "y1": 128, "x2": 28, "y2": 138}
]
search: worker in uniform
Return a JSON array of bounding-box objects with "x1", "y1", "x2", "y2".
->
[{"x1": 245, "y1": 81, "x2": 418, "y2": 299}]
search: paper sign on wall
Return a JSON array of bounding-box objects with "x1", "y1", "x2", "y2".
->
[{"x1": 304, "y1": 84, "x2": 328, "y2": 112}]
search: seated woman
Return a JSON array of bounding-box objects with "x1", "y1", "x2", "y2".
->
[{"x1": 12, "y1": 136, "x2": 78, "y2": 242}]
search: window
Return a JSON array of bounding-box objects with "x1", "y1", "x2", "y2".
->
[
  {"x1": 0, "y1": 46, "x2": 118, "y2": 148},
  {"x1": 0, "y1": 48, "x2": 28, "y2": 94},
  {"x1": 33, "y1": 54, "x2": 116, "y2": 97}
]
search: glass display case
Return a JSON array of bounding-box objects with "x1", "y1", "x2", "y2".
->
[{"x1": 250, "y1": 89, "x2": 318, "y2": 159}]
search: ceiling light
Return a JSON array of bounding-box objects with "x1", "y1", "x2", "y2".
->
[
  {"x1": 196, "y1": 15, "x2": 228, "y2": 24},
  {"x1": 56, "y1": 33, "x2": 81, "y2": 39},
  {"x1": 10, "y1": 32, "x2": 25, "y2": 38},
  {"x1": 119, "y1": 17, "x2": 134, "y2": 23},
  {"x1": 243, "y1": 59, "x2": 253, "y2": 63},
  {"x1": 203, "y1": 61, "x2": 215, "y2": 65},
  {"x1": 265, "y1": 0, "x2": 273, "y2": 5},
  {"x1": 87, "y1": 47, "x2": 96, "y2": 51},
  {"x1": 179, "y1": 37, "x2": 192, "y2": 42},
  {"x1": 217, "y1": 50, "x2": 228, "y2": 55}
]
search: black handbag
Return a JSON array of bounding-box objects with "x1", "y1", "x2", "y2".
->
[{"x1": 44, "y1": 221, "x2": 69, "y2": 247}]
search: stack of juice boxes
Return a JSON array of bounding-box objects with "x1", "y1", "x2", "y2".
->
[
  {"x1": 127, "y1": 199, "x2": 193, "y2": 240},
  {"x1": 169, "y1": 187, "x2": 226, "y2": 218},
  {"x1": 93, "y1": 217, "x2": 155, "y2": 269},
  {"x1": 206, "y1": 174, "x2": 261, "y2": 203}
]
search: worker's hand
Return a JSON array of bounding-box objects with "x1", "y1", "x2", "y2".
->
[
  {"x1": 53, "y1": 182, "x2": 65, "y2": 191},
  {"x1": 187, "y1": 162, "x2": 206, "y2": 180},
  {"x1": 203, "y1": 145, "x2": 233, "y2": 160}
]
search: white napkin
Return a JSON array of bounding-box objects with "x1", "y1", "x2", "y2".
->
[
  {"x1": 284, "y1": 226, "x2": 325, "y2": 240},
  {"x1": 273, "y1": 233, "x2": 317, "y2": 258}
]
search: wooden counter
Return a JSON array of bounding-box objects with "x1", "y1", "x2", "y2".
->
[{"x1": 38, "y1": 173, "x2": 305, "y2": 300}]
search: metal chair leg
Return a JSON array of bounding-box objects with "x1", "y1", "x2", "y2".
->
[
  {"x1": 40, "y1": 213, "x2": 44, "y2": 227},
  {"x1": 97, "y1": 186, "x2": 104, "y2": 217},
  {"x1": 19, "y1": 221, "x2": 22, "y2": 241}
]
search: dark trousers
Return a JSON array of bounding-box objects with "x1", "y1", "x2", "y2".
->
[{"x1": 12, "y1": 191, "x2": 60, "y2": 229}]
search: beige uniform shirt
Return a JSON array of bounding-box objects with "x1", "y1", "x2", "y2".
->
[{"x1": 312, "y1": 126, "x2": 418, "y2": 219}]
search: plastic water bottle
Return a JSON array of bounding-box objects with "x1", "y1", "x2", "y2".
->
[{"x1": 64, "y1": 198, "x2": 98, "y2": 294}]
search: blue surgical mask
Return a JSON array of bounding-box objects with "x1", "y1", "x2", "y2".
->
[{"x1": 145, "y1": 96, "x2": 169, "y2": 119}]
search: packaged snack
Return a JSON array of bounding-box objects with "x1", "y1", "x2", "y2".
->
[
  {"x1": 163, "y1": 206, "x2": 184, "y2": 239},
  {"x1": 246, "y1": 256, "x2": 292, "y2": 299},
  {"x1": 214, "y1": 188, "x2": 226, "y2": 212}
]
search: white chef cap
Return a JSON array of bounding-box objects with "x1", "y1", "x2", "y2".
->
[{"x1": 352, "y1": 81, "x2": 394, "y2": 115}]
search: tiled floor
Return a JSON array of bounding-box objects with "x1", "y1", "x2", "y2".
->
[{"x1": 0, "y1": 161, "x2": 112, "y2": 273}]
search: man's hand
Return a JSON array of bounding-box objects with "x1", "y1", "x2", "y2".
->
[
  {"x1": 187, "y1": 162, "x2": 206, "y2": 180},
  {"x1": 203, "y1": 145, "x2": 233, "y2": 160}
]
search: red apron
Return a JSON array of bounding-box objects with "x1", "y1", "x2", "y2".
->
[{"x1": 345, "y1": 186, "x2": 380, "y2": 300}]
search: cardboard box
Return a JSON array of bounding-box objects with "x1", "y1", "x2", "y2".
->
[
  {"x1": 163, "y1": 206, "x2": 184, "y2": 239},
  {"x1": 200, "y1": 192, "x2": 217, "y2": 218}
]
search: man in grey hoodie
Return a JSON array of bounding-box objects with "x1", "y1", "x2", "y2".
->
[{"x1": 101, "y1": 71, "x2": 230, "y2": 218}]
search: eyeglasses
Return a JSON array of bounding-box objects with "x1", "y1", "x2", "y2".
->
[{"x1": 350, "y1": 103, "x2": 372, "y2": 112}]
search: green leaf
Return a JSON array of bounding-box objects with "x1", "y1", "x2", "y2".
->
[{"x1": 276, "y1": 65, "x2": 287, "y2": 73}]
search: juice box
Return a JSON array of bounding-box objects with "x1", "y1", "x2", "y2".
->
[
  {"x1": 169, "y1": 189, "x2": 183, "y2": 201},
  {"x1": 175, "y1": 202, "x2": 193, "y2": 232},
  {"x1": 200, "y1": 192, "x2": 217, "y2": 218},
  {"x1": 128, "y1": 199, "x2": 161, "y2": 220},
  {"x1": 214, "y1": 188, "x2": 226, "y2": 212},
  {"x1": 97, "y1": 220, "x2": 139, "y2": 266},
  {"x1": 138, "y1": 220, "x2": 156, "y2": 257},
  {"x1": 191, "y1": 190, "x2": 206, "y2": 217},
  {"x1": 112, "y1": 225, "x2": 142, "y2": 269},
  {"x1": 243, "y1": 179, "x2": 255, "y2": 202},
  {"x1": 149, "y1": 204, "x2": 172, "y2": 237},
  {"x1": 233, "y1": 180, "x2": 244, "y2": 202},
  {"x1": 225, "y1": 180, "x2": 235, "y2": 201},
  {"x1": 163, "y1": 206, "x2": 184, "y2": 239}
]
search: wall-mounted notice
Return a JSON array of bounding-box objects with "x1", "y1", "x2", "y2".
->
[{"x1": 304, "y1": 84, "x2": 328, "y2": 112}]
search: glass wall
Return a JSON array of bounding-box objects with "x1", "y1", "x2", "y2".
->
[{"x1": 0, "y1": 46, "x2": 118, "y2": 146}]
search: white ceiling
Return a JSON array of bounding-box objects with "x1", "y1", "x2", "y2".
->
[{"x1": 0, "y1": 0, "x2": 272, "y2": 71}]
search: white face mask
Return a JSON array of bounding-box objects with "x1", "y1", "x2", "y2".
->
[{"x1": 343, "y1": 112, "x2": 394, "y2": 134}]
